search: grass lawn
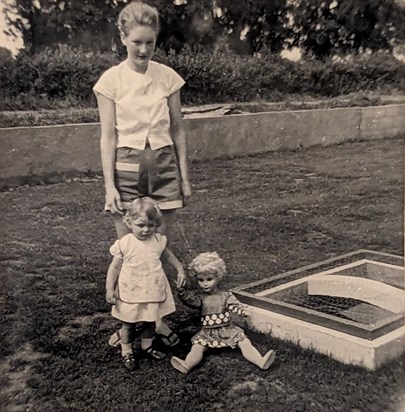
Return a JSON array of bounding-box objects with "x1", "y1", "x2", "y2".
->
[{"x1": 0, "y1": 137, "x2": 404, "y2": 411}]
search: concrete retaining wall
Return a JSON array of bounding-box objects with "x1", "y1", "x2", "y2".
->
[{"x1": 1, "y1": 104, "x2": 404, "y2": 182}]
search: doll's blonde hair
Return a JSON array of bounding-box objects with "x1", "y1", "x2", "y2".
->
[
  {"x1": 118, "y1": 1, "x2": 160, "y2": 36},
  {"x1": 189, "y1": 252, "x2": 227, "y2": 281},
  {"x1": 123, "y1": 197, "x2": 162, "y2": 227}
]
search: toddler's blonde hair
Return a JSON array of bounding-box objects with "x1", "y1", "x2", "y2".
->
[
  {"x1": 123, "y1": 197, "x2": 162, "y2": 227},
  {"x1": 118, "y1": 1, "x2": 160, "y2": 36},
  {"x1": 189, "y1": 252, "x2": 227, "y2": 281}
]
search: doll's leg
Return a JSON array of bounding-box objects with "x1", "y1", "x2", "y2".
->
[
  {"x1": 170, "y1": 344, "x2": 207, "y2": 374},
  {"x1": 238, "y1": 338, "x2": 276, "y2": 370},
  {"x1": 140, "y1": 322, "x2": 166, "y2": 360}
]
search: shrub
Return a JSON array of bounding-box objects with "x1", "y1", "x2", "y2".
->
[{"x1": 0, "y1": 45, "x2": 404, "y2": 111}]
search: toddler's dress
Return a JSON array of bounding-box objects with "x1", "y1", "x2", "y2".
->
[
  {"x1": 178, "y1": 289, "x2": 247, "y2": 348},
  {"x1": 110, "y1": 233, "x2": 176, "y2": 323}
]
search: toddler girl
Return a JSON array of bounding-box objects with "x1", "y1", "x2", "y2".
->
[
  {"x1": 170, "y1": 252, "x2": 276, "y2": 374},
  {"x1": 106, "y1": 197, "x2": 186, "y2": 371}
]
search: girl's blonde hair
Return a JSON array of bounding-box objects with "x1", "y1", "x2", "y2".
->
[
  {"x1": 118, "y1": 1, "x2": 160, "y2": 36},
  {"x1": 123, "y1": 197, "x2": 163, "y2": 227},
  {"x1": 189, "y1": 252, "x2": 227, "y2": 281}
]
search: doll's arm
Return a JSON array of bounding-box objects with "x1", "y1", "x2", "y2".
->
[
  {"x1": 161, "y1": 247, "x2": 186, "y2": 288},
  {"x1": 106, "y1": 257, "x2": 121, "y2": 304},
  {"x1": 226, "y1": 293, "x2": 248, "y2": 317},
  {"x1": 177, "y1": 288, "x2": 202, "y2": 309}
]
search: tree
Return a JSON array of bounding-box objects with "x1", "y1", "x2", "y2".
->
[
  {"x1": 3, "y1": 0, "x2": 126, "y2": 54},
  {"x1": 289, "y1": 0, "x2": 405, "y2": 59}
]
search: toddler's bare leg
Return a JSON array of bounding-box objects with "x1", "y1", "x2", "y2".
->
[
  {"x1": 170, "y1": 344, "x2": 207, "y2": 374},
  {"x1": 238, "y1": 338, "x2": 276, "y2": 370},
  {"x1": 120, "y1": 322, "x2": 135, "y2": 355}
]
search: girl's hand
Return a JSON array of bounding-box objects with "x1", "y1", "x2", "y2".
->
[
  {"x1": 176, "y1": 272, "x2": 187, "y2": 288},
  {"x1": 105, "y1": 187, "x2": 123, "y2": 215},
  {"x1": 181, "y1": 180, "x2": 192, "y2": 205},
  {"x1": 106, "y1": 290, "x2": 116, "y2": 305}
]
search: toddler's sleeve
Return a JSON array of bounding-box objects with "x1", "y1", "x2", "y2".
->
[
  {"x1": 109, "y1": 239, "x2": 123, "y2": 260},
  {"x1": 226, "y1": 293, "x2": 248, "y2": 317},
  {"x1": 93, "y1": 68, "x2": 116, "y2": 100},
  {"x1": 157, "y1": 233, "x2": 167, "y2": 251}
]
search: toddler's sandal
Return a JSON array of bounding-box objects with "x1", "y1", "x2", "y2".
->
[
  {"x1": 157, "y1": 331, "x2": 179, "y2": 347},
  {"x1": 122, "y1": 352, "x2": 138, "y2": 372},
  {"x1": 142, "y1": 346, "x2": 166, "y2": 361}
]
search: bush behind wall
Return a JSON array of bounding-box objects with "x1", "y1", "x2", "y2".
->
[{"x1": 0, "y1": 46, "x2": 404, "y2": 111}]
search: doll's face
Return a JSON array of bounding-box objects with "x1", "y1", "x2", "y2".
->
[
  {"x1": 128, "y1": 215, "x2": 157, "y2": 241},
  {"x1": 196, "y1": 272, "x2": 220, "y2": 294}
]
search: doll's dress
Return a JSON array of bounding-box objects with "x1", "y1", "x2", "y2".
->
[
  {"x1": 110, "y1": 233, "x2": 175, "y2": 323},
  {"x1": 178, "y1": 289, "x2": 246, "y2": 348}
]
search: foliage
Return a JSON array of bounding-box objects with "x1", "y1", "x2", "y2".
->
[
  {"x1": 4, "y1": 0, "x2": 404, "y2": 57},
  {"x1": 288, "y1": 0, "x2": 405, "y2": 59},
  {"x1": 0, "y1": 45, "x2": 403, "y2": 111}
]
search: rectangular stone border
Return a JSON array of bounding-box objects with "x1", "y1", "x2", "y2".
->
[
  {"x1": 232, "y1": 250, "x2": 404, "y2": 340},
  {"x1": 245, "y1": 305, "x2": 404, "y2": 371},
  {"x1": 0, "y1": 104, "x2": 404, "y2": 183}
]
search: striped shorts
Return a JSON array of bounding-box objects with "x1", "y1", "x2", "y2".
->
[{"x1": 113, "y1": 144, "x2": 183, "y2": 211}]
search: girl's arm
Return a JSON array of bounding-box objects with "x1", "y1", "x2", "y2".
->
[
  {"x1": 106, "y1": 257, "x2": 122, "y2": 304},
  {"x1": 161, "y1": 247, "x2": 186, "y2": 288},
  {"x1": 168, "y1": 90, "x2": 191, "y2": 204},
  {"x1": 95, "y1": 93, "x2": 123, "y2": 215}
]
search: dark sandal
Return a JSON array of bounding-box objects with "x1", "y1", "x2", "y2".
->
[
  {"x1": 142, "y1": 346, "x2": 166, "y2": 360},
  {"x1": 122, "y1": 352, "x2": 138, "y2": 372},
  {"x1": 157, "y1": 331, "x2": 180, "y2": 347}
]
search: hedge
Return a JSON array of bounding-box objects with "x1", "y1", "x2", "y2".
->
[{"x1": 0, "y1": 46, "x2": 404, "y2": 111}]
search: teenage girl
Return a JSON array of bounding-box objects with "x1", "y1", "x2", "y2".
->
[{"x1": 94, "y1": 1, "x2": 191, "y2": 346}]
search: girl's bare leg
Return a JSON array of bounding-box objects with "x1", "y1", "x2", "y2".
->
[
  {"x1": 238, "y1": 338, "x2": 276, "y2": 370},
  {"x1": 159, "y1": 209, "x2": 176, "y2": 246},
  {"x1": 156, "y1": 209, "x2": 179, "y2": 343},
  {"x1": 170, "y1": 344, "x2": 207, "y2": 374},
  {"x1": 112, "y1": 213, "x2": 130, "y2": 239}
]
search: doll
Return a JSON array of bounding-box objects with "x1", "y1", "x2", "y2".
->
[{"x1": 170, "y1": 252, "x2": 275, "y2": 374}]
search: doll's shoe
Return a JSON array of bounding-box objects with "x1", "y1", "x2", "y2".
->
[
  {"x1": 141, "y1": 346, "x2": 166, "y2": 361},
  {"x1": 108, "y1": 330, "x2": 121, "y2": 347},
  {"x1": 261, "y1": 350, "x2": 276, "y2": 370},
  {"x1": 157, "y1": 331, "x2": 180, "y2": 347},
  {"x1": 170, "y1": 356, "x2": 190, "y2": 374},
  {"x1": 122, "y1": 352, "x2": 138, "y2": 372}
]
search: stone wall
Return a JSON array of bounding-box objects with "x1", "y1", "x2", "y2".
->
[{"x1": 1, "y1": 104, "x2": 404, "y2": 183}]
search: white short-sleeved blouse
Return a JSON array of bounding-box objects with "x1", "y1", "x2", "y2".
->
[{"x1": 93, "y1": 60, "x2": 185, "y2": 150}]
